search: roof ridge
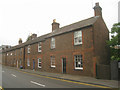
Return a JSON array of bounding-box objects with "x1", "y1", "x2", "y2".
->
[
  {"x1": 3, "y1": 16, "x2": 100, "y2": 52},
  {"x1": 59, "y1": 16, "x2": 99, "y2": 30}
]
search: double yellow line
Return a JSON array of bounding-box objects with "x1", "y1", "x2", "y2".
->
[{"x1": 19, "y1": 70, "x2": 111, "y2": 88}]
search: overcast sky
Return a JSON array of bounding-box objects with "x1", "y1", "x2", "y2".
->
[{"x1": 0, "y1": 0, "x2": 119, "y2": 46}]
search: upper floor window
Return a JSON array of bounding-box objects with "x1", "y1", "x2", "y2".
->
[
  {"x1": 38, "y1": 58, "x2": 42, "y2": 68},
  {"x1": 20, "y1": 48, "x2": 22, "y2": 55},
  {"x1": 51, "y1": 56, "x2": 55, "y2": 68},
  {"x1": 38, "y1": 42, "x2": 42, "y2": 52},
  {"x1": 74, "y1": 30, "x2": 82, "y2": 45},
  {"x1": 74, "y1": 55, "x2": 83, "y2": 70},
  {"x1": 27, "y1": 45, "x2": 30, "y2": 54},
  {"x1": 51, "y1": 37, "x2": 55, "y2": 49},
  {"x1": 15, "y1": 51, "x2": 16, "y2": 56}
]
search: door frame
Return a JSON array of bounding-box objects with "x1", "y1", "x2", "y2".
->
[
  {"x1": 62, "y1": 57, "x2": 67, "y2": 74},
  {"x1": 17, "y1": 60, "x2": 18, "y2": 68},
  {"x1": 33, "y1": 59, "x2": 35, "y2": 70}
]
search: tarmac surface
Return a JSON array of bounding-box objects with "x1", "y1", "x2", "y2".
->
[{"x1": 1, "y1": 65, "x2": 119, "y2": 88}]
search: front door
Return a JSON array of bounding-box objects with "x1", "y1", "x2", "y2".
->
[
  {"x1": 33, "y1": 59, "x2": 35, "y2": 70},
  {"x1": 62, "y1": 58, "x2": 66, "y2": 74},
  {"x1": 17, "y1": 60, "x2": 18, "y2": 68}
]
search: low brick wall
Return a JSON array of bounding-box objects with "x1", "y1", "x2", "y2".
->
[
  {"x1": 110, "y1": 61, "x2": 118, "y2": 80},
  {"x1": 96, "y1": 64, "x2": 110, "y2": 80}
]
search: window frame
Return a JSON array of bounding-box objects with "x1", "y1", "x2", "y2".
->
[
  {"x1": 74, "y1": 55, "x2": 83, "y2": 70},
  {"x1": 38, "y1": 58, "x2": 42, "y2": 68},
  {"x1": 20, "y1": 48, "x2": 22, "y2": 55},
  {"x1": 27, "y1": 45, "x2": 30, "y2": 54},
  {"x1": 74, "y1": 30, "x2": 82, "y2": 45},
  {"x1": 50, "y1": 56, "x2": 56, "y2": 68},
  {"x1": 38, "y1": 42, "x2": 42, "y2": 52},
  {"x1": 51, "y1": 37, "x2": 55, "y2": 49},
  {"x1": 15, "y1": 50, "x2": 16, "y2": 56},
  {"x1": 27, "y1": 58, "x2": 30, "y2": 66}
]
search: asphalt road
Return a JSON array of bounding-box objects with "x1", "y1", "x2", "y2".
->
[{"x1": 1, "y1": 65, "x2": 109, "y2": 88}]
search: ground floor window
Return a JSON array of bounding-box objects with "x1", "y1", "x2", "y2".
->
[
  {"x1": 27, "y1": 58, "x2": 30, "y2": 66},
  {"x1": 51, "y1": 56, "x2": 55, "y2": 68},
  {"x1": 38, "y1": 58, "x2": 42, "y2": 68},
  {"x1": 74, "y1": 55, "x2": 83, "y2": 70}
]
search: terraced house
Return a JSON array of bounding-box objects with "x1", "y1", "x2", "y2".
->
[{"x1": 2, "y1": 3, "x2": 110, "y2": 78}]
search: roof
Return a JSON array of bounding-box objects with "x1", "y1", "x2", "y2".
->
[
  {"x1": 47, "y1": 16, "x2": 99, "y2": 38},
  {"x1": 3, "y1": 16, "x2": 99, "y2": 52}
]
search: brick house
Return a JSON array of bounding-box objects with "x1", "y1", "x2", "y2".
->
[
  {"x1": 0, "y1": 45, "x2": 11, "y2": 64},
  {"x1": 2, "y1": 3, "x2": 109, "y2": 78}
]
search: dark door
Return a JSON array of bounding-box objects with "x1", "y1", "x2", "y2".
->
[
  {"x1": 62, "y1": 58, "x2": 66, "y2": 74},
  {"x1": 33, "y1": 60, "x2": 35, "y2": 70},
  {"x1": 118, "y1": 61, "x2": 120, "y2": 81}
]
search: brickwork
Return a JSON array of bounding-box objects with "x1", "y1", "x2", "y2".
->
[
  {"x1": 93, "y1": 17, "x2": 110, "y2": 64},
  {"x1": 1, "y1": 2, "x2": 110, "y2": 78}
]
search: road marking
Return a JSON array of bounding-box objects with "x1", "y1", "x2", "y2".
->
[
  {"x1": 18, "y1": 70, "x2": 111, "y2": 88},
  {"x1": 11, "y1": 74, "x2": 16, "y2": 77},
  {"x1": 30, "y1": 81, "x2": 45, "y2": 87}
]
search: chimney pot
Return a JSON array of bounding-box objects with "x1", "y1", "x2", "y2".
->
[
  {"x1": 95, "y1": 2, "x2": 99, "y2": 6},
  {"x1": 53, "y1": 19, "x2": 56, "y2": 23},
  {"x1": 19, "y1": 38, "x2": 22, "y2": 44},
  {"x1": 31, "y1": 33, "x2": 37, "y2": 40}
]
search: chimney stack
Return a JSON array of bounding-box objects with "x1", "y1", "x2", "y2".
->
[
  {"x1": 19, "y1": 38, "x2": 22, "y2": 44},
  {"x1": 52, "y1": 19, "x2": 60, "y2": 32},
  {"x1": 93, "y1": 2, "x2": 102, "y2": 17},
  {"x1": 31, "y1": 33, "x2": 37, "y2": 40}
]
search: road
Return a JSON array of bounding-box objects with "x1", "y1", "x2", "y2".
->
[{"x1": 1, "y1": 65, "x2": 110, "y2": 88}]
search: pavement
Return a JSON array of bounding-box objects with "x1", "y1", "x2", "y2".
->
[{"x1": 2, "y1": 65, "x2": 120, "y2": 88}]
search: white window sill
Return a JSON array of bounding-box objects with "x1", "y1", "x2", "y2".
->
[
  {"x1": 38, "y1": 50, "x2": 42, "y2": 53},
  {"x1": 51, "y1": 48, "x2": 55, "y2": 49},
  {"x1": 75, "y1": 67, "x2": 83, "y2": 70},
  {"x1": 74, "y1": 43, "x2": 82, "y2": 46},
  {"x1": 51, "y1": 66, "x2": 56, "y2": 68},
  {"x1": 38, "y1": 66, "x2": 42, "y2": 68}
]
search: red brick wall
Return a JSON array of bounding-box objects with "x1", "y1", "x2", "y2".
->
[
  {"x1": 36, "y1": 26, "x2": 95, "y2": 77},
  {"x1": 23, "y1": 26, "x2": 95, "y2": 77},
  {"x1": 5, "y1": 48, "x2": 24, "y2": 68},
  {"x1": 93, "y1": 17, "x2": 110, "y2": 65},
  {"x1": 3, "y1": 17, "x2": 109, "y2": 78}
]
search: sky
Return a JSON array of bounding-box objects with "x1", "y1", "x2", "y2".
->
[{"x1": 0, "y1": 0, "x2": 119, "y2": 46}]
